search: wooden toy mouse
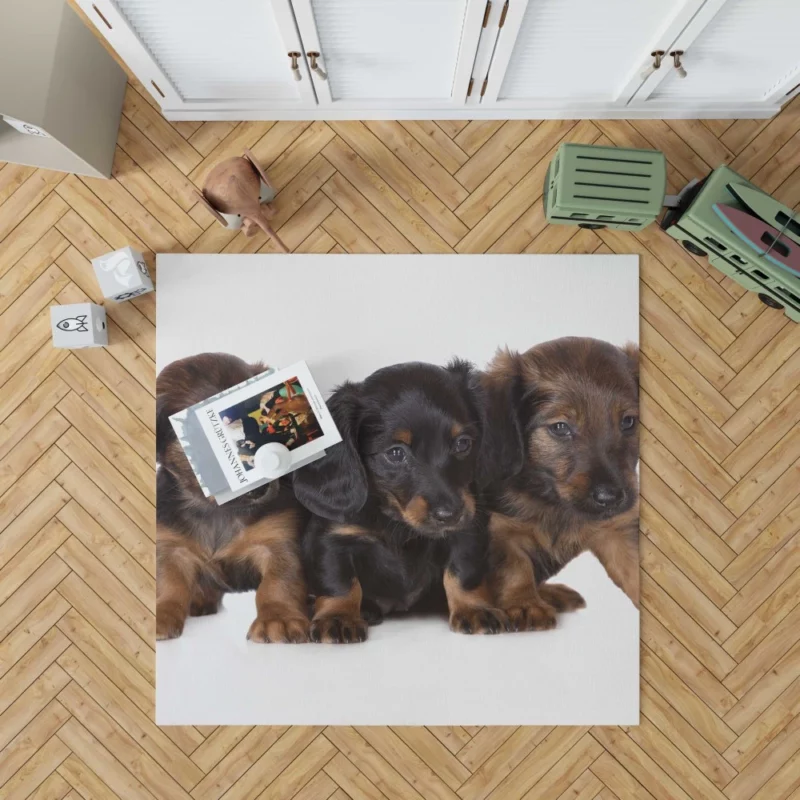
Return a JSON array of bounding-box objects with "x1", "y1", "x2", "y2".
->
[{"x1": 195, "y1": 149, "x2": 289, "y2": 253}]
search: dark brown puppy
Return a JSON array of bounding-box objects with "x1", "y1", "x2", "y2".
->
[
  {"x1": 480, "y1": 337, "x2": 639, "y2": 630},
  {"x1": 156, "y1": 353, "x2": 309, "y2": 643}
]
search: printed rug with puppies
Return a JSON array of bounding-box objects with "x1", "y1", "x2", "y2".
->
[{"x1": 155, "y1": 254, "x2": 640, "y2": 726}]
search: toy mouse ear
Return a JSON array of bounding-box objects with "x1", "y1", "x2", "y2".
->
[
  {"x1": 194, "y1": 190, "x2": 229, "y2": 227},
  {"x1": 292, "y1": 382, "x2": 368, "y2": 521},
  {"x1": 243, "y1": 149, "x2": 274, "y2": 193}
]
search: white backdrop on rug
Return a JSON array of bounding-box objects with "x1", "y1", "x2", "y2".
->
[{"x1": 156, "y1": 254, "x2": 639, "y2": 726}]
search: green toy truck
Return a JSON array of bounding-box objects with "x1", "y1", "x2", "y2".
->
[
  {"x1": 660, "y1": 165, "x2": 800, "y2": 323},
  {"x1": 544, "y1": 142, "x2": 800, "y2": 322},
  {"x1": 543, "y1": 143, "x2": 667, "y2": 232}
]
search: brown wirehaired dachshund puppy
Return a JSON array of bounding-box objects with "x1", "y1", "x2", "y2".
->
[
  {"x1": 156, "y1": 353, "x2": 309, "y2": 643},
  {"x1": 479, "y1": 337, "x2": 640, "y2": 631},
  {"x1": 292, "y1": 361, "x2": 510, "y2": 643}
]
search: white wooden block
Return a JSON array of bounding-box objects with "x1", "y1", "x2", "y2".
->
[
  {"x1": 50, "y1": 303, "x2": 108, "y2": 348},
  {"x1": 92, "y1": 245, "x2": 154, "y2": 301}
]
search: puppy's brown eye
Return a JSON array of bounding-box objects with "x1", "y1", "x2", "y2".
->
[
  {"x1": 621, "y1": 415, "x2": 637, "y2": 431},
  {"x1": 549, "y1": 422, "x2": 572, "y2": 437},
  {"x1": 453, "y1": 436, "x2": 472, "y2": 455},
  {"x1": 385, "y1": 446, "x2": 407, "y2": 464}
]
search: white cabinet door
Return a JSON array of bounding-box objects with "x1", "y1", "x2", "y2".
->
[
  {"x1": 632, "y1": 0, "x2": 800, "y2": 108},
  {"x1": 76, "y1": 0, "x2": 316, "y2": 111},
  {"x1": 479, "y1": 0, "x2": 706, "y2": 110},
  {"x1": 288, "y1": 0, "x2": 486, "y2": 108}
]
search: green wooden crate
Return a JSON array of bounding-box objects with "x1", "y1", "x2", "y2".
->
[
  {"x1": 661, "y1": 165, "x2": 800, "y2": 322},
  {"x1": 544, "y1": 143, "x2": 667, "y2": 231}
]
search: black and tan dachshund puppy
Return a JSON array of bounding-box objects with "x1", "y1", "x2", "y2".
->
[{"x1": 293, "y1": 361, "x2": 509, "y2": 643}]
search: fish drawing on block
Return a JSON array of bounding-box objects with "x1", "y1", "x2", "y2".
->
[
  {"x1": 57, "y1": 315, "x2": 89, "y2": 332},
  {"x1": 713, "y1": 204, "x2": 800, "y2": 277}
]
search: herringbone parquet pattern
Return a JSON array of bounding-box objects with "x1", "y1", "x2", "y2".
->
[{"x1": 1, "y1": 68, "x2": 800, "y2": 798}]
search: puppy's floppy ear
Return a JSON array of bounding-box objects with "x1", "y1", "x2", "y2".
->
[
  {"x1": 473, "y1": 350, "x2": 526, "y2": 489},
  {"x1": 292, "y1": 382, "x2": 368, "y2": 521},
  {"x1": 622, "y1": 342, "x2": 639, "y2": 383},
  {"x1": 156, "y1": 394, "x2": 174, "y2": 464}
]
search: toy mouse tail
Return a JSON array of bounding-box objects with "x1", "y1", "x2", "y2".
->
[{"x1": 253, "y1": 213, "x2": 289, "y2": 254}]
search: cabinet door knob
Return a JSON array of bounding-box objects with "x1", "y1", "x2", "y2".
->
[
  {"x1": 288, "y1": 52, "x2": 302, "y2": 81},
  {"x1": 670, "y1": 50, "x2": 687, "y2": 79},
  {"x1": 307, "y1": 52, "x2": 328, "y2": 81},
  {"x1": 640, "y1": 51, "x2": 665, "y2": 81}
]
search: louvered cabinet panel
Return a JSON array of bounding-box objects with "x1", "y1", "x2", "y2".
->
[
  {"x1": 76, "y1": 0, "x2": 795, "y2": 117},
  {"x1": 290, "y1": 0, "x2": 484, "y2": 106},
  {"x1": 117, "y1": 0, "x2": 294, "y2": 101},
  {"x1": 493, "y1": 0, "x2": 690, "y2": 103},
  {"x1": 647, "y1": 0, "x2": 800, "y2": 103},
  {"x1": 77, "y1": 0, "x2": 314, "y2": 109}
]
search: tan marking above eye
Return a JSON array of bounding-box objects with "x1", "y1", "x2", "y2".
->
[
  {"x1": 541, "y1": 405, "x2": 578, "y2": 423},
  {"x1": 392, "y1": 429, "x2": 412, "y2": 445},
  {"x1": 451, "y1": 423, "x2": 464, "y2": 438}
]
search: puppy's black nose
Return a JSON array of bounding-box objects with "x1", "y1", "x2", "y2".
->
[
  {"x1": 591, "y1": 485, "x2": 622, "y2": 507},
  {"x1": 432, "y1": 505, "x2": 460, "y2": 523}
]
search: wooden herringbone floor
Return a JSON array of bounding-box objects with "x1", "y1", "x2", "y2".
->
[{"x1": 2, "y1": 65, "x2": 800, "y2": 798}]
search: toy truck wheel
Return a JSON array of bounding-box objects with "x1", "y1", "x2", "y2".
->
[
  {"x1": 578, "y1": 223, "x2": 606, "y2": 230},
  {"x1": 758, "y1": 293, "x2": 784, "y2": 310},
  {"x1": 682, "y1": 240, "x2": 707, "y2": 257}
]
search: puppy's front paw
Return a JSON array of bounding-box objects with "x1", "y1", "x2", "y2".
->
[
  {"x1": 538, "y1": 583, "x2": 586, "y2": 613},
  {"x1": 248, "y1": 610, "x2": 309, "y2": 643},
  {"x1": 506, "y1": 602, "x2": 557, "y2": 632},
  {"x1": 156, "y1": 603, "x2": 186, "y2": 640},
  {"x1": 450, "y1": 607, "x2": 510, "y2": 635},
  {"x1": 310, "y1": 615, "x2": 368, "y2": 644}
]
